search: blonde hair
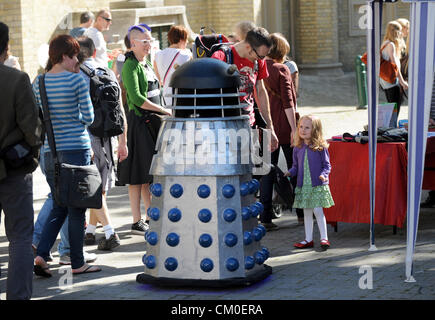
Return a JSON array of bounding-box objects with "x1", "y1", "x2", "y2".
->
[
  {"x1": 396, "y1": 18, "x2": 409, "y2": 30},
  {"x1": 268, "y1": 33, "x2": 290, "y2": 63},
  {"x1": 396, "y1": 18, "x2": 409, "y2": 56},
  {"x1": 293, "y1": 115, "x2": 329, "y2": 151},
  {"x1": 383, "y1": 21, "x2": 404, "y2": 57}
]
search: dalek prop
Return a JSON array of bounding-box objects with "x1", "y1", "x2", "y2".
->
[{"x1": 136, "y1": 58, "x2": 272, "y2": 287}]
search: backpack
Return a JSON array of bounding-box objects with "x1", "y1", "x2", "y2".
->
[
  {"x1": 193, "y1": 26, "x2": 232, "y2": 62},
  {"x1": 80, "y1": 64, "x2": 124, "y2": 138}
]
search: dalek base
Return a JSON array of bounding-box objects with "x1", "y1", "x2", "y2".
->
[{"x1": 136, "y1": 264, "x2": 272, "y2": 288}]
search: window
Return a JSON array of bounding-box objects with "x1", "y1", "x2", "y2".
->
[{"x1": 152, "y1": 25, "x2": 171, "y2": 50}]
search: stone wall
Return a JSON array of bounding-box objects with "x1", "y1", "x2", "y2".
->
[
  {"x1": 0, "y1": 1, "x2": 24, "y2": 70},
  {"x1": 0, "y1": 0, "x2": 111, "y2": 80},
  {"x1": 165, "y1": 0, "x2": 259, "y2": 37},
  {"x1": 295, "y1": 0, "x2": 340, "y2": 69}
]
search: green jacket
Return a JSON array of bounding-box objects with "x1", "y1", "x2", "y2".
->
[
  {"x1": 0, "y1": 64, "x2": 42, "y2": 181},
  {"x1": 121, "y1": 54, "x2": 153, "y2": 117}
]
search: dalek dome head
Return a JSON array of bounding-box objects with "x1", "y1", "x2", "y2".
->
[
  {"x1": 169, "y1": 58, "x2": 241, "y2": 90},
  {"x1": 167, "y1": 58, "x2": 246, "y2": 118}
]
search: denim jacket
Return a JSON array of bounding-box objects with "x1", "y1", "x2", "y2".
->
[{"x1": 288, "y1": 143, "x2": 331, "y2": 188}]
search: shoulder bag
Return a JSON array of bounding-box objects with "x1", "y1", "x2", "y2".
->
[
  {"x1": 361, "y1": 43, "x2": 399, "y2": 84},
  {"x1": 39, "y1": 74, "x2": 102, "y2": 209}
]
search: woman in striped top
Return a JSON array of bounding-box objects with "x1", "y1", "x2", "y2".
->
[{"x1": 32, "y1": 35, "x2": 101, "y2": 277}]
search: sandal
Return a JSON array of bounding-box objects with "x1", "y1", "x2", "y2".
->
[
  {"x1": 72, "y1": 264, "x2": 102, "y2": 275},
  {"x1": 34, "y1": 264, "x2": 52, "y2": 278}
]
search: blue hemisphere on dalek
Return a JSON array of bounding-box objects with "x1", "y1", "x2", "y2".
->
[
  {"x1": 226, "y1": 257, "x2": 239, "y2": 272},
  {"x1": 223, "y1": 208, "x2": 237, "y2": 222},
  {"x1": 165, "y1": 257, "x2": 178, "y2": 271},
  {"x1": 168, "y1": 208, "x2": 182, "y2": 222},
  {"x1": 197, "y1": 184, "x2": 211, "y2": 198},
  {"x1": 150, "y1": 183, "x2": 163, "y2": 197},
  {"x1": 200, "y1": 258, "x2": 214, "y2": 272},
  {"x1": 240, "y1": 182, "x2": 250, "y2": 196},
  {"x1": 224, "y1": 233, "x2": 238, "y2": 247},
  {"x1": 170, "y1": 183, "x2": 183, "y2": 198},
  {"x1": 148, "y1": 207, "x2": 160, "y2": 221},
  {"x1": 241, "y1": 206, "x2": 252, "y2": 220},
  {"x1": 199, "y1": 233, "x2": 213, "y2": 248},
  {"x1": 146, "y1": 231, "x2": 159, "y2": 245},
  {"x1": 222, "y1": 184, "x2": 235, "y2": 198},
  {"x1": 166, "y1": 232, "x2": 180, "y2": 247},
  {"x1": 245, "y1": 256, "x2": 255, "y2": 270},
  {"x1": 198, "y1": 208, "x2": 212, "y2": 223},
  {"x1": 143, "y1": 254, "x2": 156, "y2": 269}
]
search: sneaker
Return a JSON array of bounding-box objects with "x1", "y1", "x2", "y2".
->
[
  {"x1": 261, "y1": 222, "x2": 279, "y2": 231},
  {"x1": 59, "y1": 254, "x2": 71, "y2": 265},
  {"x1": 97, "y1": 233, "x2": 121, "y2": 251},
  {"x1": 131, "y1": 219, "x2": 149, "y2": 235},
  {"x1": 84, "y1": 251, "x2": 97, "y2": 263},
  {"x1": 84, "y1": 233, "x2": 96, "y2": 245},
  {"x1": 59, "y1": 251, "x2": 98, "y2": 265}
]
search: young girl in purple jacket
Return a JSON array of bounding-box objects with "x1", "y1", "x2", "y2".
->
[{"x1": 285, "y1": 115, "x2": 334, "y2": 250}]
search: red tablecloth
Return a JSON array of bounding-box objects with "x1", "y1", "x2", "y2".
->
[
  {"x1": 324, "y1": 141, "x2": 408, "y2": 228},
  {"x1": 423, "y1": 137, "x2": 435, "y2": 190}
]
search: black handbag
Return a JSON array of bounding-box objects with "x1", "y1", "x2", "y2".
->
[{"x1": 39, "y1": 74, "x2": 102, "y2": 209}]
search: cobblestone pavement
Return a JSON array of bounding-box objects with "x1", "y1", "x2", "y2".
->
[{"x1": 1, "y1": 73, "x2": 434, "y2": 301}]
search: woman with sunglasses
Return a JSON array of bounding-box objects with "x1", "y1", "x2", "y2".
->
[{"x1": 118, "y1": 25, "x2": 171, "y2": 235}]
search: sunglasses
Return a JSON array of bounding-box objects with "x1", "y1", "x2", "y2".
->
[
  {"x1": 251, "y1": 46, "x2": 267, "y2": 60},
  {"x1": 101, "y1": 16, "x2": 112, "y2": 22},
  {"x1": 133, "y1": 38, "x2": 155, "y2": 45}
]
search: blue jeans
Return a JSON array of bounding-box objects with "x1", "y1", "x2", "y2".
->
[
  {"x1": 36, "y1": 149, "x2": 91, "y2": 269},
  {"x1": 33, "y1": 151, "x2": 70, "y2": 256},
  {"x1": 32, "y1": 194, "x2": 71, "y2": 256}
]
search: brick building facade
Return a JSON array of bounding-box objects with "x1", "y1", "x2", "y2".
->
[{"x1": 0, "y1": 0, "x2": 410, "y2": 80}]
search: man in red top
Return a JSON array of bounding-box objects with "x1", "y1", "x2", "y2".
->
[{"x1": 212, "y1": 27, "x2": 278, "y2": 151}]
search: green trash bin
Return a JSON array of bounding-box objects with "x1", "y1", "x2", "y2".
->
[{"x1": 355, "y1": 55, "x2": 368, "y2": 109}]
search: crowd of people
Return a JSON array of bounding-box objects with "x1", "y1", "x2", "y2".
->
[{"x1": 0, "y1": 8, "x2": 434, "y2": 300}]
